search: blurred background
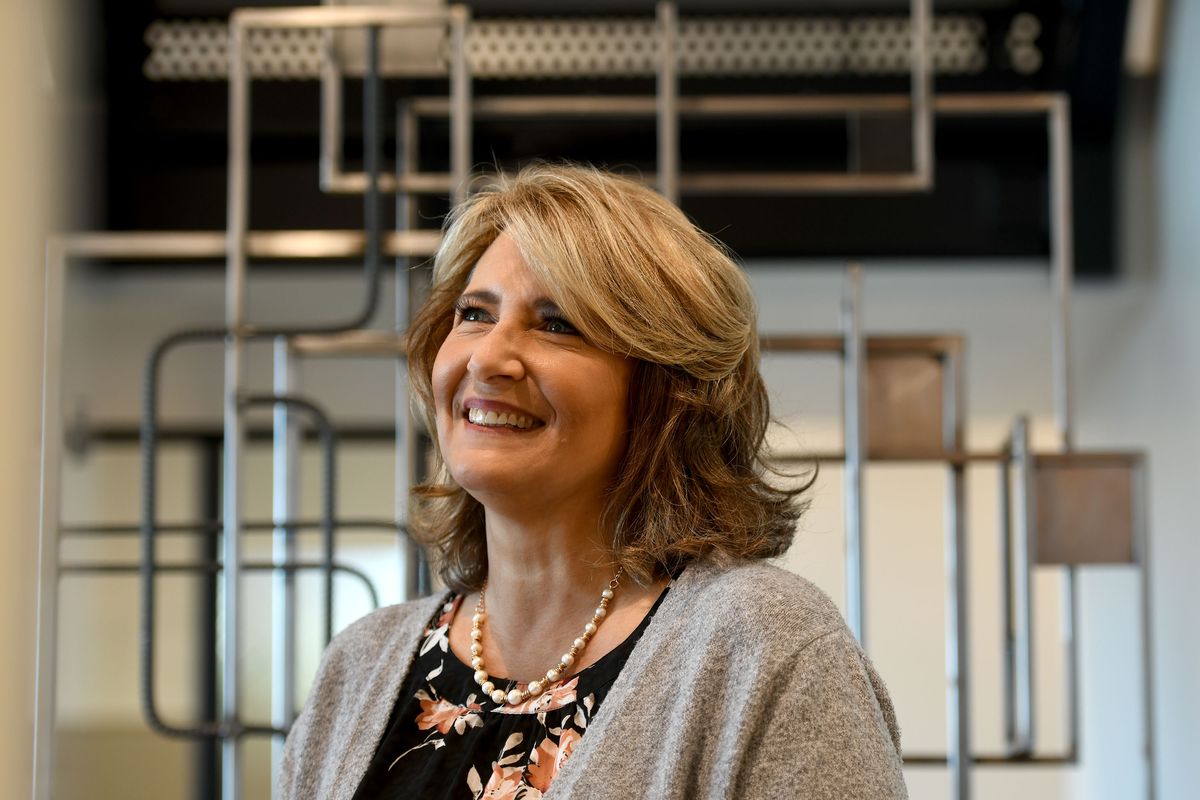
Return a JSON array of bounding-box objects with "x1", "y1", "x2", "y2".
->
[{"x1": 3, "y1": 0, "x2": 1198, "y2": 799}]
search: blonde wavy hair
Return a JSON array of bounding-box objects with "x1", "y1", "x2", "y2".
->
[{"x1": 406, "y1": 163, "x2": 811, "y2": 592}]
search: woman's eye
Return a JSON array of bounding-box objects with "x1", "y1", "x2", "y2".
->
[
  {"x1": 456, "y1": 304, "x2": 490, "y2": 323},
  {"x1": 544, "y1": 317, "x2": 578, "y2": 335}
]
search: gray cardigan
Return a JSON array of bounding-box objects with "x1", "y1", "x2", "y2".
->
[{"x1": 278, "y1": 560, "x2": 908, "y2": 799}]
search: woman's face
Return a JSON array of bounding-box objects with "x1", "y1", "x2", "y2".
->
[{"x1": 432, "y1": 232, "x2": 633, "y2": 512}]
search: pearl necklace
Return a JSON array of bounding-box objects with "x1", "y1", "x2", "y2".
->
[{"x1": 470, "y1": 568, "x2": 623, "y2": 706}]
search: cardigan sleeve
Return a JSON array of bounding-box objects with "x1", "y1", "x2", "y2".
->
[
  {"x1": 733, "y1": 629, "x2": 908, "y2": 799},
  {"x1": 276, "y1": 627, "x2": 360, "y2": 800}
]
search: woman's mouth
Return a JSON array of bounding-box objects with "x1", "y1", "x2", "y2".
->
[{"x1": 466, "y1": 407, "x2": 541, "y2": 430}]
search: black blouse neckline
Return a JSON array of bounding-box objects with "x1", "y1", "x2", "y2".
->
[{"x1": 438, "y1": 584, "x2": 671, "y2": 697}]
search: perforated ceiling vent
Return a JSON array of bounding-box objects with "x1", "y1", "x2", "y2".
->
[{"x1": 144, "y1": 14, "x2": 989, "y2": 81}]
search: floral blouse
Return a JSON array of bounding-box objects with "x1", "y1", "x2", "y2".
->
[{"x1": 351, "y1": 587, "x2": 670, "y2": 800}]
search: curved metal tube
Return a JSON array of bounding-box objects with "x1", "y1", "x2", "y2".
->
[{"x1": 242, "y1": 394, "x2": 337, "y2": 646}]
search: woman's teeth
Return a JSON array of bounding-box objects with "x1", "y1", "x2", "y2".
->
[{"x1": 467, "y1": 407, "x2": 536, "y2": 430}]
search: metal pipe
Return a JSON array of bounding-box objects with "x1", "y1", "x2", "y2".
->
[
  {"x1": 64, "y1": 518, "x2": 404, "y2": 536},
  {"x1": 841, "y1": 263, "x2": 866, "y2": 645},
  {"x1": 1048, "y1": 95, "x2": 1075, "y2": 451},
  {"x1": 1134, "y1": 459, "x2": 1157, "y2": 800},
  {"x1": 243, "y1": 394, "x2": 337, "y2": 647},
  {"x1": 407, "y1": 91, "x2": 1070, "y2": 120},
  {"x1": 395, "y1": 98, "x2": 424, "y2": 604},
  {"x1": 365, "y1": 25, "x2": 382, "y2": 316},
  {"x1": 314, "y1": 6, "x2": 465, "y2": 197},
  {"x1": 223, "y1": 18, "x2": 248, "y2": 793},
  {"x1": 196, "y1": 437, "x2": 220, "y2": 800},
  {"x1": 270, "y1": 338, "x2": 300, "y2": 790},
  {"x1": 1008, "y1": 417, "x2": 1035, "y2": 755},
  {"x1": 656, "y1": 1, "x2": 679, "y2": 204},
  {"x1": 449, "y1": 7, "x2": 472, "y2": 205},
  {"x1": 52, "y1": 229, "x2": 440, "y2": 260},
  {"x1": 946, "y1": 462, "x2": 971, "y2": 800},
  {"x1": 318, "y1": 27, "x2": 342, "y2": 193},
  {"x1": 236, "y1": 6, "x2": 456, "y2": 30},
  {"x1": 62, "y1": 562, "x2": 381, "y2": 613},
  {"x1": 1062, "y1": 567, "x2": 1081, "y2": 760},
  {"x1": 909, "y1": 0, "x2": 933, "y2": 184},
  {"x1": 940, "y1": 330, "x2": 971, "y2": 800},
  {"x1": 142, "y1": 333, "x2": 230, "y2": 743},
  {"x1": 1048, "y1": 95, "x2": 1083, "y2": 766},
  {"x1": 904, "y1": 753, "x2": 1076, "y2": 766}
]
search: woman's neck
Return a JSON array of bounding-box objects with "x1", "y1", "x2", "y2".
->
[{"x1": 446, "y1": 503, "x2": 665, "y2": 682}]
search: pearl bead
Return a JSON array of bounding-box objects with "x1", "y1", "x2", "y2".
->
[
  {"x1": 602, "y1": 588, "x2": 614, "y2": 600},
  {"x1": 507, "y1": 689, "x2": 523, "y2": 705},
  {"x1": 470, "y1": 628, "x2": 483, "y2": 641},
  {"x1": 471, "y1": 656, "x2": 483, "y2": 669},
  {"x1": 481, "y1": 681, "x2": 494, "y2": 695},
  {"x1": 594, "y1": 606, "x2": 607, "y2": 619},
  {"x1": 529, "y1": 681, "x2": 543, "y2": 696},
  {"x1": 561, "y1": 653, "x2": 575, "y2": 667},
  {"x1": 573, "y1": 637, "x2": 586, "y2": 650},
  {"x1": 491, "y1": 689, "x2": 506, "y2": 704},
  {"x1": 584, "y1": 622, "x2": 597, "y2": 635},
  {"x1": 472, "y1": 612, "x2": 485, "y2": 625},
  {"x1": 470, "y1": 642, "x2": 482, "y2": 656},
  {"x1": 474, "y1": 669, "x2": 488, "y2": 685},
  {"x1": 545, "y1": 668, "x2": 560, "y2": 682}
]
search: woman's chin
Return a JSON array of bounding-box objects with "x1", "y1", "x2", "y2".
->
[{"x1": 451, "y1": 467, "x2": 542, "y2": 505}]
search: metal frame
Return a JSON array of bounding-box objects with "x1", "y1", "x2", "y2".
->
[
  {"x1": 1005, "y1": 417, "x2": 1036, "y2": 756},
  {"x1": 318, "y1": 5, "x2": 472, "y2": 204},
  {"x1": 33, "y1": 216, "x2": 423, "y2": 800},
  {"x1": 58, "y1": 561, "x2": 381, "y2": 611},
  {"x1": 841, "y1": 265, "x2": 866, "y2": 644},
  {"x1": 270, "y1": 337, "x2": 301, "y2": 783},
  {"x1": 323, "y1": 0, "x2": 932, "y2": 197}
]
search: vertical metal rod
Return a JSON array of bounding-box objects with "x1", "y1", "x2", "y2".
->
[
  {"x1": 1008, "y1": 416, "x2": 1035, "y2": 754},
  {"x1": 910, "y1": 0, "x2": 933, "y2": 182},
  {"x1": 656, "y1": 1, "x2": 679, "y2": 204},
  {"x1": 365, "y1": 25, "x2": 382, "y2": 302},
  {"x1": 395, "y1": 100, "x2": 423, "y2": 603},
  {"x1": 1134, "y1": 462, "x2": 1157, "y2": 800},
  {"x1": 196, "y1": 438, "x2": 221, "y2": 800},
  {"x1": 999, "y1": 438, "x2": 1014, "y2": 745},
  {"x1": 319, "y1": 28, "x2": 340, "y2": 190},
  {"x1": 1063, "y1": 565, "x2": 1080, "y2": 758},
  {"x1": 941, "y1": 340, "x2": 970, "y2": 800},
  {"x1": 32, "y1": 242, "x2": 66, "y2": 800},
  {"x1": 841, "y1": 262, "x2": 866, "y2": 645},
  {"x1": 1048, "y1": 95, "x2": 1082, "y2": 763},
  {"x1": 1048, "y1": 95, "x2": 1075, "y2": 451},
  {"x1": 270, "y1": 338, "x2": 300, "y2": 792},
  {"x1": 946, "y1": 462, "x2": 971, "y2": 800},
  {"x1": 448, "y1": 8, "x2": 472, "y2": 206},
  {"x1": 223, "y1": 18, "x2": 249, "y2": 800}
]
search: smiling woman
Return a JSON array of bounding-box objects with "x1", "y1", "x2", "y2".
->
[{"x1": 277, "y1": 165, "x2": 909, "y2": 800}]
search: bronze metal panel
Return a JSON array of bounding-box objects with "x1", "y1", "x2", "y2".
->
[
  {"x1": 866, "y1": 353, "x2": 945, "y2": 458},
  {"x1": 1033, "y1": 456, "x2": 1138, "y2": 564}
]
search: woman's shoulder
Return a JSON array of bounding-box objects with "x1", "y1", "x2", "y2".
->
[
  {"x1": 670, "y1": 558, "x2": 851, "y2": 650},
  {"x1": 321, "y1": 591, "x2": 450, "y2": 671}
]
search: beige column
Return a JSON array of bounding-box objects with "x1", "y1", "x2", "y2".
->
[{"x1": 0, "y1": 2, "x2": 54, "y2": 798}]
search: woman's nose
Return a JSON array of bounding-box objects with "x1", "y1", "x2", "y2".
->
[{"x1": 466, "y1": 323, "x2": 526, "y2": 383}]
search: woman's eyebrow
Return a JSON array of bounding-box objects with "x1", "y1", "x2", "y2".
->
[
  {"x1": 457, "y1": 289, "x2": 499, "y2": 305},
  {"x1": 533, "y1": 298, "x2": 565, "y2": 316}
]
